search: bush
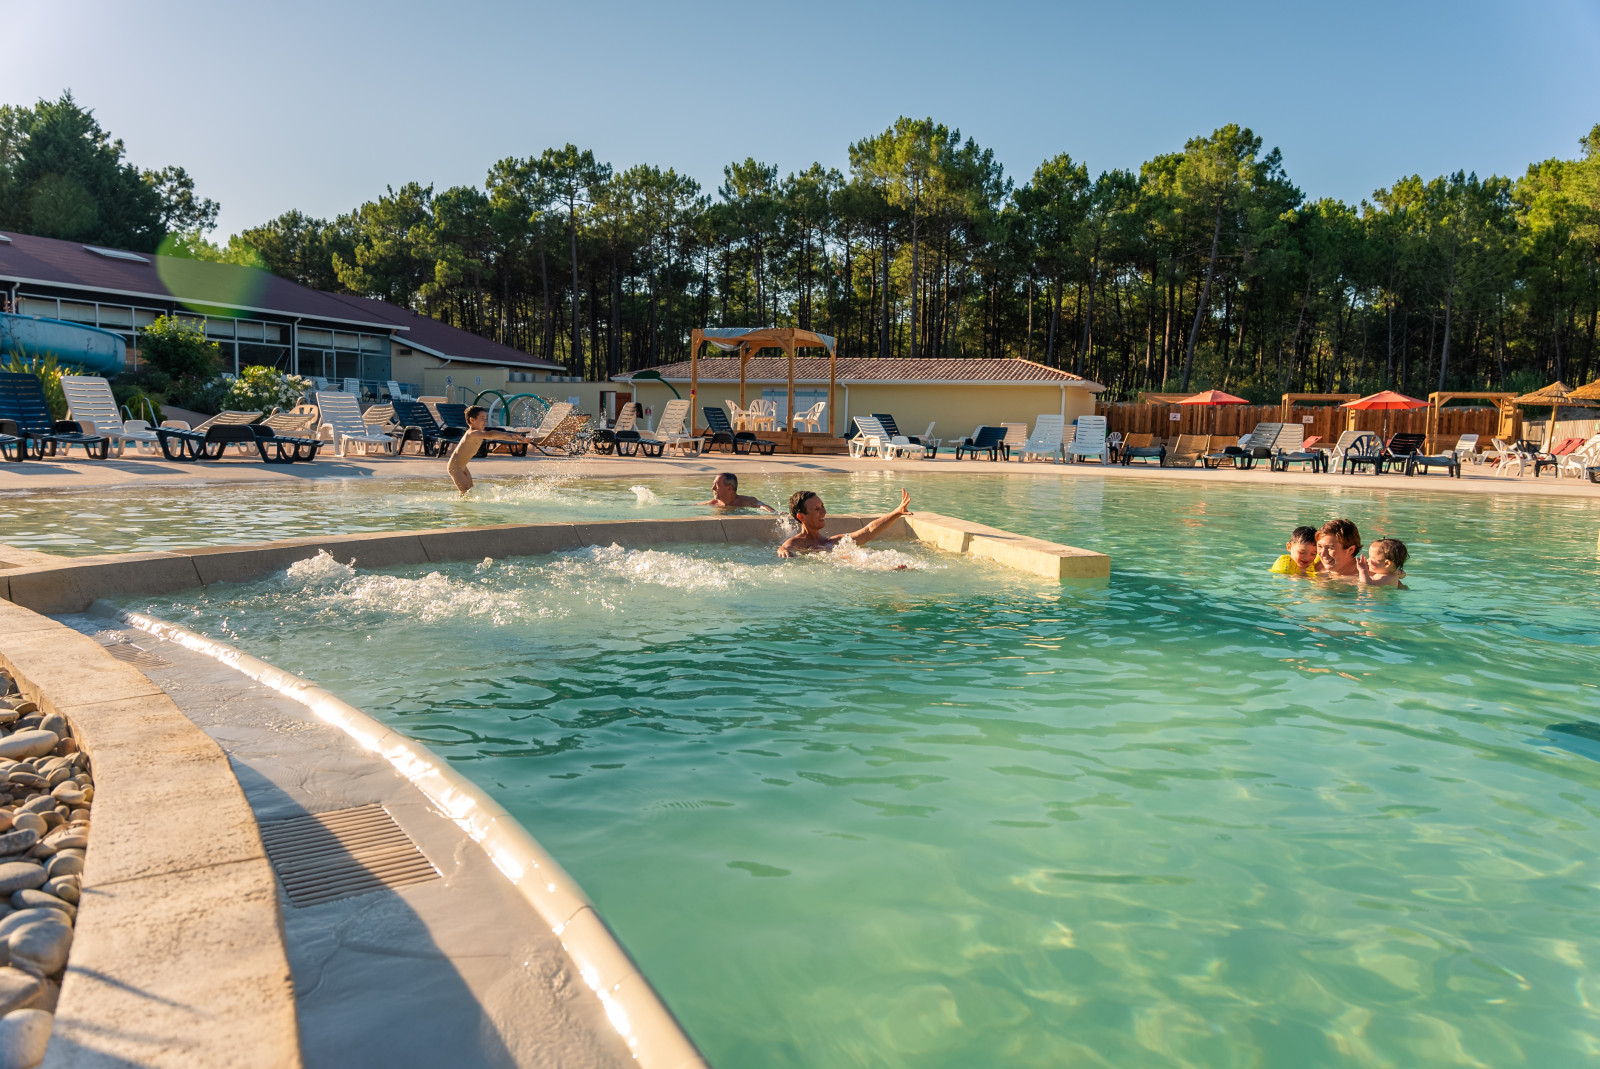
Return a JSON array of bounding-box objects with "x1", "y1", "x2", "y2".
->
[
  {"x1": 223, "y1": 365, "x2": 312, "y2": 416},
  {"x1": 2, "y1": 352, "x2": 67, "y2": 420},
  {"x1": 138, "y1": 316, "x2": 222, "y2": 381}
]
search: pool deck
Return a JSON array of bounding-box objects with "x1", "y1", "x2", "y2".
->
[{"x1": 1, "y1": 449, "x2": 1597, "y2": 501}]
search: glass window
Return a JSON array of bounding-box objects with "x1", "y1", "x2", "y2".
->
[
  {"x1": 238, "y1": 343, "x2": 290, "y2": 370},
  {"x1": 333, "y1": 332, "x2": 358, "y2": 351},
  {"x1": 204, "y1": 319, "x2": 235, "y2": 338},
  {"x1": 297, "y1": 350, "x2": 329, "y2": 379},
  {"x1": 58, "y1": 302, "x2": 96, "y2": 322},
  {"x1": 97, "y1": 305, "x2": 133, "y2": 328},
  {"x1": 133, "y1": 308, "x2": 160, "y2": 327},
  {"x1": 358, "y1": 334, "x2": 387, "y2": 353},
  {"x1": 298, "y1": 328, "x2": 332, "y2": 347},
  {"x1": 16, "y1": 298, "x2": 56, "y2": 317},
  {"x1": 761, "y1": 387, "x2": 827, "y2": 423},
  {"x1": 360, "y1": 352, "x2": 391, "y2": 382},
  {"x1": 335, "y1": 351, "x2": 360, "y2": 380}
]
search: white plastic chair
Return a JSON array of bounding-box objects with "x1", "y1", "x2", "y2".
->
[
  {"x1": 851, "y1": 416, "x2": 916, "y2": 459},
  {"x1": 61, "y1": 375, "x2": 160, "y2": 456},
  {"x1": 639, "y1": 399, "x2": 701, "y2": 456},
  {"x1": 1558, "y1": 434, "x2": 1600, "y2": 478},
  {"x1": 387, "y1": 380, "x2": 415, "y2": 402},
  {"x1": 315, "y1": 391, "x2": 397, "y2": 457},
  {"x1": 1065, "y1": 415, "x2": 1111, "y2": 464},
  {"x1": 792, "y1": 401, "x2": 827, "y2": 433},
  {"x1": 1019, "y1": 414, "x2": 1065, "y2": 463}
]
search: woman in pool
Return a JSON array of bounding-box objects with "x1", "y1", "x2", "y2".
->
[{"x1": 777, "y1": 488, "x2": 913, "y2": 558}]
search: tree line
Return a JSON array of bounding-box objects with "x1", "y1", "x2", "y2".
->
[{"x1": 5, "y1": 94, "x2": 1598, "y2": 400}]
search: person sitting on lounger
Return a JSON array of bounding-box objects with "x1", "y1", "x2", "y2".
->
[
  {"x1": 1313, "y1": 518, "x2": 1363, "y2": 580},
  {"x1": 1270, "y1": 526, "x2": 1321, "y2": 577},
  {"x1": 1356, "y1": 537, "x2": 1408, "y2": 588},
  {"x1": 703, "y1": 472, "x2": 775, "y2": 513},
  {"x1": 448, "y1": 406, "x2": 528, "y2": 493},
  {"x1": 777, "y1": 488, "x2": 912, "y2": 558}
]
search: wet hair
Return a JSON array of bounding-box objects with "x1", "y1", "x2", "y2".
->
[
  {"x1": 788, "y1": 490, "x2": 819, "y2": 519},
  {"x1": 1289, "y1": 526, "x2": 1317, "y2": 546},
  {"x1": 1370, "y1": 538, "x2": 1408, "y2": 568},
  {"x1": 1317, "y1": 518, "x2": 1361, "y2": 549},
  {"x1": 715, "y1": 472, "x2": 738, "y2": 489},
  {"x1": 465, "y1": 405, "x2": 488, "y2": 421}
]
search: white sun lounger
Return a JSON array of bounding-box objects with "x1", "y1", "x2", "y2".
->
[
  {"x1": 638, "y1": 399, "x2": 701, "y2": 456},
  {"x1": 61, "y1": 375, "x2": 160, "y2": 456},
  {"x1": 1065, "y1": 415, "x2": 1110, "y2": 464},
  {"x1": 315, "y1": 391, "x2": 397, "y2": 457},
  {"x1": 1019, "y1": 414, "x2": 1065, "y2": 462}
]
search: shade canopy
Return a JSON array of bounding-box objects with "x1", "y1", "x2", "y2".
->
[
  {"x1": 1177, "y1": 389, "x2": 1249, "y2": 406},
  {"x1": 1511, "y1": 381, "x2": 1600, "y2": 408},
  {"x1": 1569, "y1": 379, "x2": 1600, "y2": 402},
  {"x1": 1341, "y1": 390, "x2": 1427, "y2": 411}
]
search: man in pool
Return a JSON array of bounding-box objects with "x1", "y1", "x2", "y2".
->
[
  {"x1": 1314, "y1": 517, "x2": 1362, "y2": 580},
  {"x1": 777, "y1": 487, "x2": 913, "y2": 558},
  {"x1": 702, "y1": 472, "x2": 775, "y2": 513},
  {"x1": 448, "y1": 406, "x2": 529, "y2": 493}
]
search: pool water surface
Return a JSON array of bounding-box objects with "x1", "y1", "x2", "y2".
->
[{"x1": 110, "y1": 475, "x2": 1600, "y2": 1068}]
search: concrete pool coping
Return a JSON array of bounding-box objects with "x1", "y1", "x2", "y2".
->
[
  {"x1": 0, "y1": 600, "x2": 302, "y2": 1069},
  {"x1": 0, "y1": 512, "x2": 1108, "y2": 614}
]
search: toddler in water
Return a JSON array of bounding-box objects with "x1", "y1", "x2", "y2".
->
[
  {"x1": 1270, "y1": 526, "x2": 1320, "y2": 577},
  {"x1": 1356, "y1": 538, "x2": 1408, "y2": 587}
]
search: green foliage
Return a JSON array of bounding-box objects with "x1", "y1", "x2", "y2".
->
[
  {"x1": 221, "y1": 365, "x2": 311, "y2": 416},
  {"x1": 2, "y1": 352, "x2": 66, "y2": 420},
  {"x1": 138, "y1": 315, "x2": 222, "y2": 381},
  {"x1": 110, "y1": 383, "x2": 164, "y2": 425}
]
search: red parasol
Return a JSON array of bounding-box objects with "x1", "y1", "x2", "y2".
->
[
  {"x1": 1341, "y1": 390, "x2": 1427, "y2": 443},
  {"x1": 1177, "y1": 389, "x2": 1249, "y2": 437}
]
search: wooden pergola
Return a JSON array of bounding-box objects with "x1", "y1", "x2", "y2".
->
[
  {"x1": 1279, "y1": 393, "x2": 1358, "y2": 421},
  {"x1": 688, "y1": 327, "x2": 839, "y2": 444},
  {"x1": 1426, "y1": 392, "x2": 1517, "y2": 451}
]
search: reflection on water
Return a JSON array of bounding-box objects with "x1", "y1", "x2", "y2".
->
[{"x1": 120, "y1": 478, "x2": 1600, "y2": 1069}]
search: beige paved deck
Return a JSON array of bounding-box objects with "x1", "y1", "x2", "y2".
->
[{"x1": 3, "y1": 449, "x2": 1599, "y2": 500}]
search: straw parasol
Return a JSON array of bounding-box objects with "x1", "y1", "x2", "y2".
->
[
  {"x1": 1569, "y1": 378, "x2": 1600, "y2": 403},
  {"x1": 1341, "y1": 390, "x2": 1428, "y2": 443},
  {"x1": 1511, "y1": 382, "x2": 1600, "y2": 437},
  {"x1": 1177, "y1": 389, "x2": 1249, "y2": 437}
]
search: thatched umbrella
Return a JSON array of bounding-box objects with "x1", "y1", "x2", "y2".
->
[
  {"x1": 1511, "y1": 382, "x2": 1600, "y2": 444},
  {"x1": 1565, "y1": 378, "x2": 1600, "y2": 403}
]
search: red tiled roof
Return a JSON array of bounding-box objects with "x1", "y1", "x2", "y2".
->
[
  {"x1": 0, "y1": 229, "x2": 563, "y2": 370},
  {"x1": 619, "y1": 356, "x2": 1104, "y2": 390}
]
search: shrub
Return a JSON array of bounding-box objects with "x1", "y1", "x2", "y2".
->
[
  {"x1": 2, "y1": 352, "x2": 67, "y2": 420},
  {"x1": 138, "y1": 316, "x2": 222, "y2": 383},
  {"x1": 223, "y1": 365, "x2": 312, "y2": 416}
]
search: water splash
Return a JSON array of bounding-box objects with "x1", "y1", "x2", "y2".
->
[
  {"x1": 547, "y1": 543, "x2": 784, "y2": 593},
  {"x1": 284, "y1": 550, "x2": 356, "y2": 587},
  {"x1": 825, "y1": 536, "x2": 930, "y2": 572},
  {"x1": 630, "y1": 485, "x2": 661, "y2": 505}
]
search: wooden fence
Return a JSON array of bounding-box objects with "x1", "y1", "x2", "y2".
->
[{"x1": 1095, "y1": 403, "x2": 1507, "y2": 450}]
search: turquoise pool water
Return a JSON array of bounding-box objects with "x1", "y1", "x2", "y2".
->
[{"x1": 118, "y1": 476, "x2": 1600, "y2": 1068}]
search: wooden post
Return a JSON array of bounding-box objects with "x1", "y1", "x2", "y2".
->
[
  {"x1": 739, "y1": 344, "x2": 747, "y2": 411},
  {"x1": 828, "y1": 339, "x2": 837, "y2": 438},
  {"x1": 786, "y1": 330, "x2": 796, "y2": 452},
  {"x1": 1426, "y1": 393, "x2": 1438, "y2": 454},
  {"x1": 689, "y1": 329, "x2": 700, "y2": 436}
]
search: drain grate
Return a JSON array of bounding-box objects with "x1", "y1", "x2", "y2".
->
[
  {"x1": 98, "y1": 641, "x2": 172, "y2": 670},
  {"x1": 259, "y1": 804, "x2": 440, "y2": 907}
]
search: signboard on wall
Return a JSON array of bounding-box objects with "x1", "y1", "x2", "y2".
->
[
  {"x1": 1303, "y1": 415, "x2": 1314, "y2": 424},
  {"x1": 1169, "y1": 412, "x2": 1181, "y2": 421}
]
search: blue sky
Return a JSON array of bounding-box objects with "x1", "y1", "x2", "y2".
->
[{"x1": 7, "y1": 0, "x2": 1598, "y2": 238}]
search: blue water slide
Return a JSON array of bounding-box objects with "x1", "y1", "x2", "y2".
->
[{"x1": 0, "y1": 312, "x2": 128, "y2": 375}]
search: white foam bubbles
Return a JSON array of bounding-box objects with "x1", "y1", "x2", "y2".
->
[
  {"x1": 284, "y1": 550, "x2": 356, "y2": 587},
  {"x1": 630, "y1": 485, "x2": 661, "y2": 505},
  {"x1": 825, "y1": 536, "x2": 930, "y2": 572}
]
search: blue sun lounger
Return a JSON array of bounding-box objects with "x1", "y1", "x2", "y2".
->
[{"x1": 0, "y1": 371, "x2": 110, "y2": 460}]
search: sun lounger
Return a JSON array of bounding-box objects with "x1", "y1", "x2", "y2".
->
[
  {"x1": 851, "y1": 416, "x2": 918, "y2": 459},
  {"x1": 1000, "y1": 422, "x2": 1030, "y2": 459},
  {"x1": 1270, "y1": 424, "x2": 1327, "y2": 472},
  {"x1": 439, "y1": 401, "x2": 529, "y2": 457},
  {"x1": 592, "y1": 403, "x2": 639, "y2": 455},
  {"x1": 1119, "y1": 432, "x2": 1165, "y2": 466},
  {"x1": 1338, "y1": 432, "x2": 1384, "y2": 474},
  {"x1": 533, "y1": 412, "x2": 591, "y2": 455},
  {"x1": 1381, "y1": 432, "x2": 1426, "y2": 473},
  {"x1": 1019, "y1": 415, "x2": 1065, "y2": 462},
  {"x1": 1158, "y1": 434, "x2": 1207, "y2": 467},
  {"x1": 518, "y1": 402, "x2": 574, "y2": 452},
  {"x1": 391, "y1": 399, "x2": 464, "y2": 457},
  {"x1": 873, "y1": 414, "x2": 937, "y2": 457},
  {"x1": 0, "y1": 371, "x2": 111, "y2": 460},
  {"x1": 315, "y1": 391, "x2": 398, "y2": 457},
  {"x1": 955, "y1": 425, "x2": 1009, "y2": 460},
  {"x1": 155, "y1": 412, "x2": 301, "y2": 463},
  {"x1": 255, "y1": 408, "x2": 322, "y2": 461},
  {"x1": 702, "y1": 407, "x2": 777, "y2": 454},
  {"x1": 1063, "y1": 415, "x2": 1110, "y2": 464},
  {"x1": 1533, "y1": 436, "x2": 1586, "y2": 478},
  {"x1": 1404, "y1": 433, "x2": 1476, "y2": 477},
  {"x1": 61, "y1": 374, "x2": 160, "y2": 456},
  {"x1": 637, "y1": 399, "x2": 700, "y2": 456},
  {"x1": 1205, "y1": 422, "x2": 1280, "y2": 469},
  {"x1": 1554, "y1": 434, "x2": 1600, "y2": 478}
]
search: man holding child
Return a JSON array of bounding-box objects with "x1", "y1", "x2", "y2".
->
[{"x1": 1272, "y1": 518, "x2": 1407, "y2": 587}]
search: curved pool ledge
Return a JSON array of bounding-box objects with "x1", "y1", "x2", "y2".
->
[
  {"x1": 97, "y1": 602, "x2": 709, "y2": 1069},
  {"x1": 0, "y1": 600, "x2": 302, "y2": 1069}
]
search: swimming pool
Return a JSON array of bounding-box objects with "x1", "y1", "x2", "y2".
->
[{"x1": 117, "y1": 477, "x2": 1600, "y2": 1067}]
